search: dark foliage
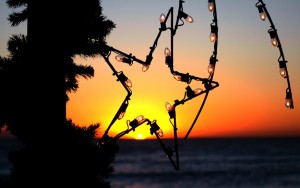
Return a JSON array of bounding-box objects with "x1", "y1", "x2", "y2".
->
[
  {"x1": 0, "y1": 0, "x2": 118, "y2": 187},
  {"x1": 2, "y1": 120, "x2": 119, "y2": 187}
]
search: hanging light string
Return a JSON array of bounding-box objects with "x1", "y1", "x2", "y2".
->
[
  {"x1": 98, "y1": 0, "x2": 219, "y2": 146},
  {"x1": 111, "y1": 115, "x2": 179, "y2": 170},
  {"x1": 97, "y1": 40, "x2": 161, "y2": 143},
  {"x1": 162, "y1": 0, "x2": 219, "y2": 143},
  {"x1": 255, "y1": 0, "x2": 294, "y2": 109},
  {"x1": 99, "y1": 0, "x2": 219, "y2": 169},
  {"x1": 160, "y1": 0, "x2": 203, "y2": 170},
  {"x1": 208, "y1": 0, "x2": 219, "y2": 80},
  {"x1": 185, "y1": 0, "x2": 219, "y2": 139},
  {"x1": 101, "y1": 44, "x2": 150, "y2": 72},
  {"x1": 167, "y1": 82, "x2": 219, "y2": 140},
  {"x1": 97, "y1": 0, "x2": 294, "y2": 171},
  {"x1": 98, "y1": 50, "x2": 132, "y2": 145}
]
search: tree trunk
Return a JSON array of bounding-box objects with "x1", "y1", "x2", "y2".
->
[{"x1": 25, "y1": 0, "x2": 66, "y2": 143}]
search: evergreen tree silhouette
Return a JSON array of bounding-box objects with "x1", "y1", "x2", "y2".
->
[{"x1": 0, "y1": 0, "x2": 118, "y2": 187}]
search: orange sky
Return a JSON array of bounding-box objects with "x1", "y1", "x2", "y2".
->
[{"x1": 1, "y1": 0, "x2": 300, "y2": 140}]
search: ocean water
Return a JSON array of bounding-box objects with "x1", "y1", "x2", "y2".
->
[
  {"x1": 1, "y1": 137, "x2": 300, "y2": 187},
  {"x1": 0, "y1": 137, "x2": 24, "y2": 178},
  {"x1": 109, "y1": 138, "x2": 300, "y2": 188}
]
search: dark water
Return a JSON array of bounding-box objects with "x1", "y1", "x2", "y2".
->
[
  {"x1": 109, "y1": 138, "x2": 300, "y2": 188},
  {"x1": 1, "y1": 137, "x2": 300, "y2": 187},
  {"x1": 0, "y1": 137, "x2": 24, "y2": 178}
]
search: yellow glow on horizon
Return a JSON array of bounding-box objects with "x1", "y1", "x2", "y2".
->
[{"x1": 136, "y1": 133, "x2": 145, "y2": 140}]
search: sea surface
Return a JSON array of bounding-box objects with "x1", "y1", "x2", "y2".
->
[
  {"x1": 1, "y1": 137, "x2": 300, "y2": 188},
  {"x1": 109, "y1": 138, "x2": 300, "y2": 188},
  {"x1": 0, "y1": 136, "x2": 24, "y2": 179}
]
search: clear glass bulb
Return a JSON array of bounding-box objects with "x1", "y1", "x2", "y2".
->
[
  {"x1": 115, "y1": 55, "x2": 132, "y2": 64},
  {"x1": 125, "y1": 79, "x2": 132, "y2": 88},
  {"x1": 285, "y1": 98, "x2": 293, "y2": 108},
  {"x1": 142, "y1": 65, "x2": 149, "y2": 72},
  {"x1": 194, "y1": 88, "x2": 203, "y2": 95},
  {"x1": 210, "y1": 32, "x2": 217, "y2": 42},
  {"x1": 136, "y1": 115, "x2": 145, "y2": 125},
  {"x1": 115, "y1": 55, "x2": 124, "y2": 62},
  {"x1": 160, "y1": 13, "x2": 166, "y2": 23},
  {"x1": 208, "y1": 64, "x2": 215, "y2": 75},
  {"x1": 260, "y1": 12, "x2": 267, "y2": 21},
  {"x1": 271, "y1": 38, "x2": 279, "y2": 47},
  {"x1": 279, "y1": 67, "x2": 287, "y2": 78},
  {"x1": 257, "y1": 5, "x2": 267, "y2": 21},
  {"x1": 157, "y1": 129, "x2": 163, "y2": 137},
  {"x1": 164, "y1": 47, "x2": 171, "y2": 57},
  {"x1": 186, "y1": 15, "x2": 194, "y2": 23},
  {"x1": 118, "y1": 111, "x2": 125, "y2": 120},
  {"x1": 173, "y1": 75, "x2": 182, "y2": 81},
  {"x1": 208, "y1": 2, "x2": 214, "y2": 12},
  {"x1": 285, "y1": 89, "x2": 293, "y2": 109},
  {"x1": 165, "y1": 102, "x2": 174, "y2": 112}
]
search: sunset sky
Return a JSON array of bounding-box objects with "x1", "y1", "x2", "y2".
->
[{"x1": 1, "y1": 0, "x2": 300, "y2": 140}]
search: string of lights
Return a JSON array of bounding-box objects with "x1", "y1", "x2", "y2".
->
[
  {"x1": 156, "y1": 0, "x2": 221, "y2": 142},
  {"x1": 98, "y1": 0, "x2": 294, "y2": 171},
  {"x1": 98, "y1": 50, "x2": 132, "y2": 144},
  {"x1": 98, "y1": 0, "x2": 220, "y2": 171},
  {"x1": 184, "y1": 0, "x2": 220, "y2": 139},
  {"x1": 255, "y1": 0, "x2": 294, "y2": 109},
  {"x1": 111, "y1": 115, "x2": 179, "y2": 170}
]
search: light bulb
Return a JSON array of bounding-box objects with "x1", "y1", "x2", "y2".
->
[
  {"x1": 279, "y1": 67, "x2": 287, "y2": 78},
  {"x1": 185, "y1": 15, "x2": 194, "y2": 23},
  {"x1": 125, "y1": 79, "x2": 132, "y2": 88},
  {"x1": 136, "y1": 115, "x2": 145, "y2": 125},
  {"x1": 164, "y1": 47, "x2": 171, "y2": 57},
  {"x1": 129, "y1": 115, "x2": 145, "y2": 129},
  {"x1": 208, "y1": 1, "x2": 214, "y2": 12},
  {"x1": 160, "y1": 13, "x2": 167, "y2": 30},
  {"x1": 115, "y1": 54, "x2": 132, "y2": 64},
  {"x1": 157, "y1": 129, "x2": 163, "y2": 137},
  {"x1": 285, "y1": 98, "x2": 293, "y2": 108},
  {"x1": 165, "y1": 102, "x2": 175, "y2": 119},
  {"x1": 165, "y1": 102, "x2": 174, "y2": 112},
  {"x1": 260, "y1": 12, "x2": 267, "y2": 21},
  {"x1": 279, "y1": 61, "x2": 287, "y2": 78},
  {"x1": 115, "y1": 55, "x2": 123, "y2": 62},
  {"x1": 142, "y1": 65, "x2": 149, "y2": 72},
  {"x1": 160, "y1": 13, "x2": 166, "y2": 23},
  {"x1": 179, "y1": 11, "x2": 194, "y2": 23},
  {"x1": 118, "y1": 101, "x2": 128, "y2": 120},
  {"x1": 208, "y1": 63, "x2": 215, "y2": 75},
  {"x1": 173, "y1": 74, "x2": 191, "y2": 83},
  {"x1": 210, "y1": 32, "x2": 217, "y2": 42},
  {"x1": 118, "y1": 111, "x2": 125, "y2": 120},
  {"x1": 210, "y1": 25, "x2": 218, "y2": 42},
  {"x1": 149, "y1": 121, "x2": 164, "y2": 137},
  {"x1": 164, "y1": 47, "x2": 172, "y2": 67},
  {"x1": 285, "y1": 89, "x2": 293, "y2": 109},
  {"x1": 194, "y1": 88, "x2": 203, "y2": 95},
  {"x1": 257, "y1": 5, "x2": 267, "y2": 21},
  {"x1": 173, "y1": 75, "x2": 181, "y2": 81},
  {"x1": 268, "y1": 30, "x2": 279, "y2": 47},
  {"x1": 271, "y1": 38, "x2": 279, "y2": 47}
]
